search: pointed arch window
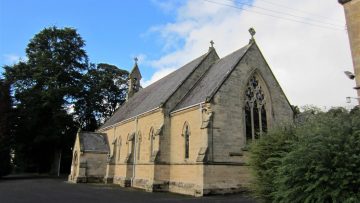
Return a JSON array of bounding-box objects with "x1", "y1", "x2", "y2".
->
[
  {"x1": 112, "y1": 138, "x2": 118, "y2": 161},
  {"x1": 245, "y1": 76, "x2": 267, "y2": 142},
  {"x1": 137, "y1": 132, "x2": 142, "y2": 160},
  {"x1": 149, "y1": 127, "x2": 155, "y2": 160},
  {"x1": 182, "y1": 123, "x2": 190, "y2": 159},
  {"x1": 117, "y1": 137, "x2": 122, "y2": 162}
]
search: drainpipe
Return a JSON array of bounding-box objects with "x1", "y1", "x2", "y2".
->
[
  {"x1": 211, "y1": 110, "x2": 214, "y2": 162},
  {"x1": 132, "y1": 116, "x2": 139, "y2": 186},
  {"x1": 200, "y1": 103, "x2": 203, "y2": 123}
]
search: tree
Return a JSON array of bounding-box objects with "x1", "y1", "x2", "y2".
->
[
  {"x1": 4, "y1": 26, "x2": 89, "y2": 173},
  {"x1": 0, "y1": 79, "x2": 13, "y2": 176},
  {"x1": 74, "y1": 63, "x2": 128, "y2": 131},
  {"x1": 3, "y1": 26, "x2": 130, "y2": 173}
]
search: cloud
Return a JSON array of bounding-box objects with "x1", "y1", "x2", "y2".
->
[
  {"x1": 141, "y1": 67, "x2": 176, "y2": 87},
  {"x1": 146, "y1": 0, "x2": 355, "y2": 107}
]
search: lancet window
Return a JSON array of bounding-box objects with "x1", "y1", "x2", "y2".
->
[{"x1": 183, "y1": 123, "x2": 190, "y2": 159}]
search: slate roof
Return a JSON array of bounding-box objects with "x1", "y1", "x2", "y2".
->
[
  {"x1": 79, "y1": 132, "x2": 109, "y2": 153},
  {"x1": 99, "y1": 51, "x2": 210, "y2": 130},
  {"x1": 173, "y1": 43, "x2": 252, "y2": 111}
]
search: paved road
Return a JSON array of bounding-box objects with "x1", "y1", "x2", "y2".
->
[{"x1": 0, "y1": 178, "x2": 257, "y2": 203}]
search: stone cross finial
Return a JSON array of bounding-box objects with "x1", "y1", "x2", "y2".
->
[
  {"x1": 134, "y1": 57, "x2": 138, "y2": 64},
  {"x1": 210, "y1": 40, "x2": 214, "y2": 48},
  {"x1": 249, "y1": 27, "x2": 256, "y2": 39}
]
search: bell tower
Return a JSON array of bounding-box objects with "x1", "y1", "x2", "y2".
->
[{"x1": 127, "y1": 57, "x2": 142, "y2": 100}]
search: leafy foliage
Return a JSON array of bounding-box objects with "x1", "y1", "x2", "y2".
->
[
  {"x1": 249, "y1": 125, "x2": 296, "y2": 201},
  {"x1": 74, "y1": 63, "x2": 128, "y2": 131},
  {"x1": 250, "y1": 107, "x2": 360, "y2": 203},
  {"x1": 2, "y1": 26, "x2": 128, "y2": 173}
]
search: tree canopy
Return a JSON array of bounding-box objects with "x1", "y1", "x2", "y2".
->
[{"x1": 2, "y1": 26, "x2": 128, "y2": 173}]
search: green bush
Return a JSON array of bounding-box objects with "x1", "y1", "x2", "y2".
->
[
  {"x1": 249, "y1": 125, "x2": 296, "y2": 201},
  {"x1": 250, "y1": 107, "x2": 360, "y2": 203}
]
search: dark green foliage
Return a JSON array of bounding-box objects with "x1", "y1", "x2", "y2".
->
[
  {"x1": 2, "y1": 26, "x2": 128, "y2": 173},
  {"x1": 4, "y1": 27, "x2": 88, "y2": 173},
  {"x1": 0, "y1": 79, "x2": 13, "y2": 176},
  {"x1": 249, "y1": 125, "x2": 296, "y2": 201},
  {"x1": 74, "y1": 63, "x2": 128, "y2": 131},
  {"x1": 250, "y1": 107, "x2": 360, "y2": 203}
]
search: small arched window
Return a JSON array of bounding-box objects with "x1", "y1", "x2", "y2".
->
[
  {"x1": 117, "y1": 137, "x2": 122, "y2": 161},
  {"x1": 113, "y1": 138, "x2": 118, "y2": 160},
  {"x1": 73, "y1": 151, "x2": 78, "y2": 166},
  {"x1": 183, "y1": 123, "x2": 190, "y2": 159},
  {"x1": 149, "y1": 127, "x2": 154, "y2": 160},
  {"x1": 137, "y1": 132, "x2": 142, "y2": 160}
]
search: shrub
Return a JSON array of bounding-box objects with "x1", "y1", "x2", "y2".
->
[
  {"x1": 249, "y1": 125, "x2": 296, "y2": 201},
  {"x1": 250, "y1": 107, "x2": 360, "y2": 203}
]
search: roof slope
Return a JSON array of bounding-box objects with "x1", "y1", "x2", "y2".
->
[
  {"x1": 100, "y1": 52, "x2": 210, "y2": 129},
  {"x1": 79, "y1": 132, "x2": 109, "y2": 153},
  {"x1": 173, "y1": 43, "x2": 252, "y2": 111}
]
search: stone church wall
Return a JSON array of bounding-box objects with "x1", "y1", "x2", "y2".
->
[
  {"x1": 167, "y1": 105, "x2": 207, "y2": 196},
  {"x1": 81, "y1": 153, "x2": 108, "y2": 182},
  {"x1": 203, "y1": 163, "x2": 252, "y2": 195},
  {"x1": 211, "y1": 43, "x2": 293, "y2": 163},
  {"x1": 160, "y1": 49, "x2": 219, "y2": 164},
  {"x1": 103, "y1": 109, "x2": 165, "y2": 189},
  {"x1": 68, "y1": 133, "x2": 108, "y2": 183}
]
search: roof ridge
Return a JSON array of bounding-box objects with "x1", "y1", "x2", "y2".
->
[
  {"x1": 159, "y1": 48, "x2": 216, "y2": 108},
  {"x1": 206, "y1": 42, "x2": 254, "y2": 102},
  {"x1": 171, "y1": 50, "x2": 219, "y2": 112}
]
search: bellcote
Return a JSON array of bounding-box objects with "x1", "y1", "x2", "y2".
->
[{"x1": 127, "y1": 57, "x2": 142, "y2": 100}]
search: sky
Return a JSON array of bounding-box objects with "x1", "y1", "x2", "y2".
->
[{"x1": 0, "y1": 0, "x2": 357, "y2": 108}]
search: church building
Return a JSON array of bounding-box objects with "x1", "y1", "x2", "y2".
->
[{"x1": 68, "y1": 30, "x2": 294, "y2": 196}]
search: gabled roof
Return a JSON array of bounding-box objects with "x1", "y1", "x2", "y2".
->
[
  {"x1": 99, "y1": 51, "x2": 212, "y2": 130},
  {"x1": 173, "y1": 43, "x2": 253, "y2": 111},
  {"x1": 78, "y1": 132, "x2": 109, "y2": 153}
]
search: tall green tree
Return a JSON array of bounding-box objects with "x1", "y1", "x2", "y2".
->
[
  {"x1": 4, "y1": 26, "x2": 130, "y2": 173},
  {"x1": 74, "y1": 63, "x2": 128, "y2": 131},
  {"x1": 0, "y1": 79, "x2": 13, "y2": 176},
  {"x1": 4, "y1": 26, "x2": 88, "y2": 173}
]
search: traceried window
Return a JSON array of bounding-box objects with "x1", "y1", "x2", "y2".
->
[
  {"x1": 183, "y1": 123, "x2": 190, "y2": 159},
  {"x1": 245, "y1": 76, "x2": 267, "y2": 142}
]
